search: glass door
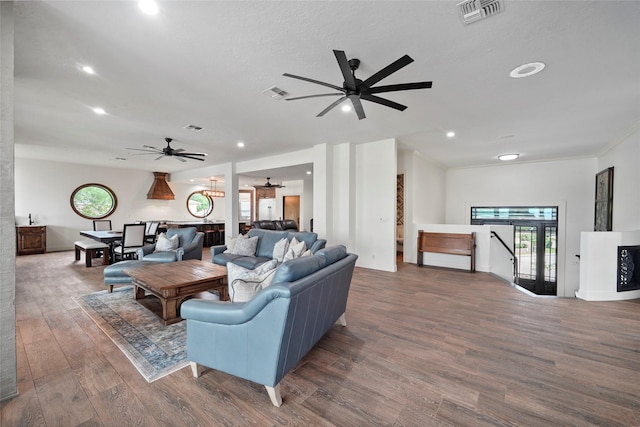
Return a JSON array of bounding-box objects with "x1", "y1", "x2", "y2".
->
[
  {"x1": 514, "y1": 223, "x2": 557, "y2": 295},
  {"x1": 471, "y1": 206, "x2": 558, "y2": 295}
]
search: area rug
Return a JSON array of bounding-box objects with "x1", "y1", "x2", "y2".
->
[{"x1": 75, "y1": 286, "x2": 189, "y2": 382}]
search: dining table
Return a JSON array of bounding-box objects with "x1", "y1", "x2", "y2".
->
[{"x1": 79, "y1": 230, "x2": 123, "y2": 264}]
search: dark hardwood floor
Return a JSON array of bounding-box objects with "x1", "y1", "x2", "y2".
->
[{"x1": 3, "y1": 250, "x2": 640, "y2": 426}]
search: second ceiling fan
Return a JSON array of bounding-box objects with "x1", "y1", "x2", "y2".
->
[{"x1": 283, "y1": 49, "x2": 432, "y2": 120}]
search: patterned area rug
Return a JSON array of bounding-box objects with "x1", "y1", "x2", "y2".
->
[{"x1": 75, "y1": 286, "x2": 188, "y2": 382}]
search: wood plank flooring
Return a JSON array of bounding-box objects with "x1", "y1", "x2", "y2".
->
[{"x1": 3, "y1": 250, "x2": 640, "y2": 426}]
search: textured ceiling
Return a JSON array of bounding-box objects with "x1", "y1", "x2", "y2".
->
[{"x1": 12, "y1": 1, "x2": 640, "y2": 183}]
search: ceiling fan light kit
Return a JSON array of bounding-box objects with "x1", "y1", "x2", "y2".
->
[{"x1": 283, "y1": 49, "x2": 433, "y2": 120}]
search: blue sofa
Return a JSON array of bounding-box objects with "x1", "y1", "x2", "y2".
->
[
  {"x1": 181, "y1": 245, "x2": 357, "y2": 406},
  {"x1": 211, "y1": 228, "x2": 326, "y2": 269}
]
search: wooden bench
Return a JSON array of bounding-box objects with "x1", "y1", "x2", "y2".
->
[
  {"x1": 74, "y1": 240, "x2": 110, "y2": 267},
  {"x1": 417, "y1": 230, "x2": 476, "y2": 272}
]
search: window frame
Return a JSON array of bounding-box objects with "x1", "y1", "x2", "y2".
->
[
  {"x1": 186, "y1": 191, "x2": 214, "y2": 218},
  {"x1": 70, "y1": 183, "x2": 118, "y2": 220}
]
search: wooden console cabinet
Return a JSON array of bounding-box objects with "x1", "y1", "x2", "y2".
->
[{"x1": 16, "y1": 225, "x2": 46, "y2": 255}]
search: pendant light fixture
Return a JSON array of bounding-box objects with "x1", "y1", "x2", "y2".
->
[{"x1": 201, "y1": 178, "x2": 225, "y2": 198}]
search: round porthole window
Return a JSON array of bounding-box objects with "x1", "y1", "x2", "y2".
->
[
  {"x1": 187, "y1": 191, "x2": 213, "y2": 218},
  {"x1": 70, "y1": 183, "x2": 117, "y2": 219}
]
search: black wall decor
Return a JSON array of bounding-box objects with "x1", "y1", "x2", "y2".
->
[
  {"x1": 594, "y1": 167, "x2": 614, "y2": 231},
  {"x1": 617, "y1": 246, "x2": 640, "y2": 292}
]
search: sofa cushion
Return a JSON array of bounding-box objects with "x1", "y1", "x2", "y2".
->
[
  {"x1": 154, "y1": 232, "x2": 179, "y2": 252},
  {"x1": 230, "y1": 236, "x2": 258, "y2": 256},
  {"x1": 287, "y1": 231, "x2": 318, "y2": 253},
  {"x1": 315, "y1": 245, "x2": 348, "y2": 267},
  {"x1": 167, "y1": 227, "x2": 197, "y2": 247},
  {"x1": 271, "y1": 255, "x2": 325, "y2": 284},
  {"x1": 230, "y1": 256, "x2": 273, "y2": 270},
  {"x1": 272, "y1": 237, "x2": 289, "y2": 262},
  {"x1": 213, "y1": 252, "x2": 244, "y2": 266},
  {"x1": 252, "y1": 230, "x2": 288, "y2": 258},
  {"x1": 228, "y1": 259, "x2": 279, "y2": 302},
  {"x1": 142, "y1": 251, "x2": 178, "y2": 263}
]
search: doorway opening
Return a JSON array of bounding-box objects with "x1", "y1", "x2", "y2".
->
[
  {"x1": 283, "y1": 195, "x2": 301, "y2": 229},
  {"x1": 471, "y1": 206, "x2": 558, "y2": 295}
]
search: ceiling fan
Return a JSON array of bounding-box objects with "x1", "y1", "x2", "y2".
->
[
  {"x1": 126, "y1": 137, "x2": 207, "y2": 162},
  {"x1": 253, "y1": 177, "x2": 285, "y2": 189},
  {"x1": 283, "y1": 49, "x2": 432, "y2": 120}
]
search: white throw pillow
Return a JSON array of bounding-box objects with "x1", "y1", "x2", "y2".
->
[
  {"x1": 230, "y1": 236, "x2": 259, "y2": 256},
  {"x1": 272, "y1": 237, "x2": 290, "y2": 262},
  {"x1": 227, "y1": 259, "x2": 279, "y2": 302},
  {"x1": 154, "y1": 233, "x2": 179, "y2": 252},
  {"x1": 283, "y1": 237, "x2": 307, "y2": 262},
  {"x1": 223, "y1": 234, "x2": 246, "y2": 253}
]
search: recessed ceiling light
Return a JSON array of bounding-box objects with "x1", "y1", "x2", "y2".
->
[
  {"x1": 81, "y1": 65, "x2": 95, "y2": 75},
  {"x1": 498, "y1": 153, "x2": 519, "y2": 161},
  {"x1": 446, "y1": 131, "x2": 455, "y2": 138},
  {"x1": 306, "y1": 171, "x2": 312, "y2": 175},
  {"x1": 341, "y1": 104, "x2": 352, "y2": 112},
  {"x1": 237, "y1": 142, "x2": 245, "y2": 148},
  {"x1": 138, "y1": 0, "x2": 159, "y2": 15},
  {"x1": 510, "y1": 62, "x2": 545, "y2": 78},
  {"x1": 92, "y1": 107, "x2": 106, "y2": 115}
]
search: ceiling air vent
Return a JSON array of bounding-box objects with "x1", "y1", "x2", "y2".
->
[
  {"x1": 184, "y1": 124, "x2": 203, "y2": 131},
  {"x1": 263, "y1": 86, "x2": 288, "y2": 100},
  {"x1": 457, "y1": 0, "x2": 504, "y2": 25}
]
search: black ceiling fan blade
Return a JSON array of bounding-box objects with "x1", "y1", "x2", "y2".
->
[
  {"x1": 360, "y1": 93, "x2": 407, "y2": 111},
  {"x1": 334, "y1": 50, "x2": 356, "y2": 89},
  {"x1": 178, "y1": 155, "x2": 205, "y2": 161},
  {"x1": 126, "y1": 147, "x2": 162, "y2": 153},
  {"x1": 316, "y1": 95, "x2": 348, "y2": 117},
  {"x1": 367, "y1": 81, "x2": 432, "y2": 94},
  {"x1": 174, "y1": 156, "x2": 187, "y2": 162},
  {"x1": 362, "y1": 55, "x2": 414, "y2": 87},
  {"x1": 283, "y1": 73, "x2": 344, "y2": 92},
  {"x1": 348, "y1": 95, "x2": 366, "y2": 120},
  {"x1": 285, "y1": 93, "x2": 344, "y2": 101},
  {"x1": 176, "y1": 152, "x2": 206, "y2": 157}
]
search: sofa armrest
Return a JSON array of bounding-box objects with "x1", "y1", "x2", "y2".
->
[
  {"x1": 181, "y1": 285, "x2": 288, "y2": 325},
  {"x1": 137, "y1": 244, "x2": 156, "y2": 259},
  {"x1": 211, "y1": 244, "x2": 227, "y2": 260},
  {"x1": 310, "y1": 239, "x2": 327, "y2": 253},
  {"x1": 177, "y1": 233, "x2": 204, "y2": 261}
]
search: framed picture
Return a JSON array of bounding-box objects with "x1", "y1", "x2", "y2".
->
[{"x1": 594, "y1": 167, "x2": 614, "y2": 231}]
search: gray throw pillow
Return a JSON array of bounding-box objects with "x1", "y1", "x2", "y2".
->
[
  {"x1": 154, "y1": 233, "x2": 179, "y2": 252},
  {"x1": 272, "y1": 237, "x2": 289, "y2": 262},
  {"x1": 230, "y1": 236, "x2": 258, "y2": 256}
]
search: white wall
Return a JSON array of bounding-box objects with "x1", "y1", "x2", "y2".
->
[
  {"x1": 354, "y1": 139, "x2": 397, "y2": 271},
  {"x1": 15, "y1": 158, "x2": 217, "y2": 251},
  {"x1": 445, "y1": 158, "x2": 596, "y2": 297},
  {"x1": 597, "y1": 127, "x2": 640, "y2": 231},
  {"x1": 400, "y1": 150, "x2": 447, "y2": 264}
]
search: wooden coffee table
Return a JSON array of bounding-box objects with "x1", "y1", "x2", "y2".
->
[{"x1": 124, "y1": 260, "x2": 228, "y2": 325}]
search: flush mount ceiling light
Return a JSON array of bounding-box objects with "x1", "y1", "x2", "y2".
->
[
  {"x1": 138, "y1": 0, "x2": 159, "y2": 15},
  {"x1": 92, "y1": 107, "x2": 106, "y2": 115},
  {"x1": 498, "y1": 153, "x2": 519, "y2": 161},
  {"x1": 510, "y1": 62, "x2": 545, "y2": 78}
]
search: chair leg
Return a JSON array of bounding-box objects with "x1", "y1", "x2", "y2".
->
[
  {"x1": 265, "y1": 384, "x2": 282, "y2": 407},
  {"x1": 85, "y1": 249, "x2": 92, "y2": 267}
]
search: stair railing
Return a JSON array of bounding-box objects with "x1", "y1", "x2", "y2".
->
[{"x1": 490, "y1": 231, "x2": 519, "y2": 284}]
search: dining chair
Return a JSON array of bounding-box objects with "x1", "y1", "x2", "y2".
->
[
  {"x1": 113, "y1": 223, "x2": 146, "y2": 261},
  {"x1": 93, "y1": 220, "x2": 112, "y2": 231},
  {"x1": 144, "y1": 221, "x2": 160, "y2": 244}
]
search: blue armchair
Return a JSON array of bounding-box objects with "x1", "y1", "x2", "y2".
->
[{"x1": 136, "y1": 227, "x2": 204, "y2": 262}]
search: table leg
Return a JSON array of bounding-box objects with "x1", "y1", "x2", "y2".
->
[
  {"x1": 134, "y1": 285, "x2": 146, "y2": 300},
  {"x1": 162, "y1": 299, "x2": 179, "y2": 325}
]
